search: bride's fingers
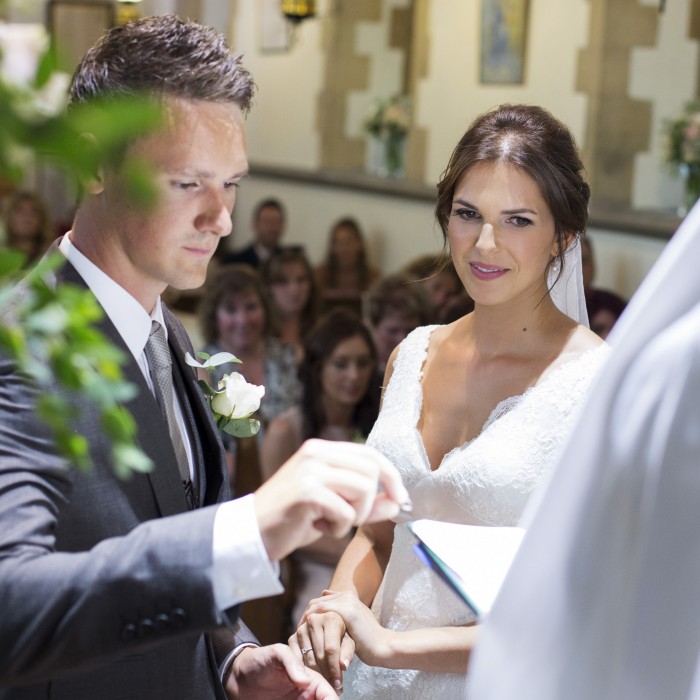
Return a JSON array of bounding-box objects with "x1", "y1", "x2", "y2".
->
[
  {"x1": 291, "y1": 626, "x2": 317, "y2": 670},
  {"x1": 307, "y1": 611, "x2": 346, "y2": 687},
  {"x1": 339, "y1": 634, "x2": 356, "y2": 672}
]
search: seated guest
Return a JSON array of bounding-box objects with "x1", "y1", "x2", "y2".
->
[
  {"x1": 222, "y1": 197, "x2": 285, "y2": 268},
  {"x1": 198, "y1": 264, "x2": 301, "y2": 490},
  {"x1": 1, "y1": 190, "x2": 54, "y2": 265},
  {"x1": 315, "y1": 217, "x2": 379, "y2": 316},
  {"x1": 197, "y1": 264, "x2": 302, "y2": 646},
  {"x1": 261, "y1": 309, "x2": 379, "y2": 629},
  {"x1": 363, "y1": 273, "x2": 431, "y2": 377},
  {"x1": 262, "y1": 246, "x2": 318, "y2": 366},
  {"x1": 581, "y1": 236, "x2": 627, "y2": 338},
  {"x1": 402, "y1": 253, "x2": 468, "y2": 323},
  {"x1": 587, "y1": 288, "x2": 627, "y2": 339}
]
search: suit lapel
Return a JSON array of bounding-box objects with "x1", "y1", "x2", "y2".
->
[
  {"x1": 166, "y1": 313, "x2": 227, "y2": 506},
  {"x1": 57, "y1": 258, "x2": 190, "y2": 516}
]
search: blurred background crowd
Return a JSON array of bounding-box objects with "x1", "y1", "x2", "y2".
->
[{"x1": 0, "y1": 191, "x2": 629, "y2": 645}]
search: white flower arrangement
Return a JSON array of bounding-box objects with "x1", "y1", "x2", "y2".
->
[
  {"x1": 185, "y1": 351, "x2": 264, "y2": 438},
  {"x1": 664, "y1": 100, "x2": 700, "y2": 171},
  {"x1": 363, "y1": 94, "x2": 410, "y2": 140},
  {"x1": 0, "y1": 22, "x2": 70, "y2": 120}
]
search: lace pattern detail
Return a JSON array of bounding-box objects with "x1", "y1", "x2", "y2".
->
[{"x1": 342, "y1": 326, "x2": 609, "y2": 699}]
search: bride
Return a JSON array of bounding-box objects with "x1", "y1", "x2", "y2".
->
[{"x1": 289, "y1": 104, "x2": 609, "y2": 698}]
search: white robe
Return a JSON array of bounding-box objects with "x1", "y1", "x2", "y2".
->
[{"x1": 469, "y1": 202, "x2": 700, "y2": 700}]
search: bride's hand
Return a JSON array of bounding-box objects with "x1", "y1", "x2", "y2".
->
[
  {"x1": 289, "y1": 609, "x2": 355, "y2": 695},
  {"x1": 303, "y1": 590, "x2": 391, "y2": 668}
]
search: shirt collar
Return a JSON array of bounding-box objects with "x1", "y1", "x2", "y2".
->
[{"x1": 59, "y1": 233, "x2": 167, "y2": 361}]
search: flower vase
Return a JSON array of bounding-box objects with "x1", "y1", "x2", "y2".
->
[
  {"x1": 680, "y1": 163, "x2": 700, "y2": 217},
  {"x1": 367, "y1": 134, "x2": 406, "y2": 179},
  {"x1": 383, "y1": 133, "x2": 406, "y2": 179}
]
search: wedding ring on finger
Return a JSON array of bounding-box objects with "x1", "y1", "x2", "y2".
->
[{"x1": 300, "y1": 647, "x2": 313, "y2": 655}]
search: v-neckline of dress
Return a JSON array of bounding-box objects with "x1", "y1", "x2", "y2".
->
[{"x1": 413, "y1": 326, "x2": 602, "y2": 473}]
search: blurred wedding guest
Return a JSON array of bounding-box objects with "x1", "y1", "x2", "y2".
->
[
  {"x1": 581, "y1": 236, "x2": 627, "y2": 339},
  {"x1": 261, "y1": 309, "x2": 380, "y2": 628},
  {"x1": 262, "y1": 246, "x2": 318, "y2": 366},
  {"x1": 291, "y1": 103, "x2": 608, "y2": 698},
  {"x1": 1, "y1": 190, "x2": 54, "y2": 265},
  {"x1": 198, "y1": 264, "x2": 303, "y2": 646},
  {"x1": 469, "y1": 187, "x2": 700, "y2": 700},
  {"x1": 315, "y1": 217, "x2": 379, "y2": 316},
  {"x1": 223, "y1": 197, "x2": 285, "y2": 268},
  {"x1": 402, "y1": 253, "x2": 470, "y2": 323},
  {"x1": 363, "y1": 273, "x2": 431, "y2": 377},
  {"x1": 198, "y1": 265, "x2": 301, "y2": 489}
]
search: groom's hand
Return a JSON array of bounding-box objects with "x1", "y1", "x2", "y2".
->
[
  {"x1": 254, "y1": 439, "x2": 408, "y2": 562},
  {"x1": 225, "y1": 643, "x2": 338, "y2": 699}
]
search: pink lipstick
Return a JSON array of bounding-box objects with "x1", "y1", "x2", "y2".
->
[{"x1": 469, "y1": 262, "x2": 508, "y2": 281}]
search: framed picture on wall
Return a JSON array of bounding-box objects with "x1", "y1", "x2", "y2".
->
[
  {"x1": 480, "y1": 0, "x2": 530, "y2": 84},
  {"x1": 47, "y1": 1, "x2": 114, "y2": 75}
]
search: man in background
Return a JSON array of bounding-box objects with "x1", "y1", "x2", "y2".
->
[{"x1": 223, "y1": 198, "x2": 286, "y2": 268}]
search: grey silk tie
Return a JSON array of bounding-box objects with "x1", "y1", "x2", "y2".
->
[{"x1": 144, "y1": 320, "x2": 197, "y2": 510}]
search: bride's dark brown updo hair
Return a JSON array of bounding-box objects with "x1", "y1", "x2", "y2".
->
[{"x1": 435, "y1": 104, "x2": 590, "y2": 283}]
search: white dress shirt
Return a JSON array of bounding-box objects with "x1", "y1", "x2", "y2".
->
[{"x1": 59, "y1": 234, "x2": 283, "y2": 613}]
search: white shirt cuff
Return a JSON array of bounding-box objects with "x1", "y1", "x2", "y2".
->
[{"x1": 212, "y1": 494, "x2": 284, "y2": 612}]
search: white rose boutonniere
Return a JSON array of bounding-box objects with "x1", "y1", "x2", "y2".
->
[{"x1": 185, "y1": 351, "x2": 264, "y2": 438}]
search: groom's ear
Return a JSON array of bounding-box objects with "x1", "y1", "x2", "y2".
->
[{"x1": 76, "y1": 132, "x2": 105, "y2": 195}]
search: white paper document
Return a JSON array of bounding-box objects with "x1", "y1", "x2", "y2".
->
[{"x1": 409, "y1": 519, "x2": 525, "y2": 618}]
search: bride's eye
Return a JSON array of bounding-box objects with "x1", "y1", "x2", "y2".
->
[{"x1": 453, "y1": 207, "x2": 480, "y2": 221}]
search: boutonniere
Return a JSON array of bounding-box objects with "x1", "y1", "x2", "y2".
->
[{"x1": 185, "y1": 351, "x2": 265, "y2": 438}]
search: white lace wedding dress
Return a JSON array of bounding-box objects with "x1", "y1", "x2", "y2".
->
[{"x1": 342, "y1": 325, "x2": 609, "y2": 699}]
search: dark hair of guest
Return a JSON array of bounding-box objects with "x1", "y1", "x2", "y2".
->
[
  {"x1": 299, "y1": 309, "x2": 379, "y2": 441},
  {"x1": 198, "y1": 264, "x2": 272, "y2": 345},
  {"x1": 262, "y1": 246, "x2": 318, "y2": 337},
  {"x1": 324, "y1": 217, "x2": 372, "y2": 290}
]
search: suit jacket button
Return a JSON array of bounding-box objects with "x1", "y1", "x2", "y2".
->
[
  {"x1": 172, "y1": 608, "x2": 187, "y2": 628},
  {"x1": 155, "y1": 613, "x2": 170, "y2": 631},
  {"x1": 121, "y1": 623, "x2": 137, "y2": 642},
  {"x1": 137, "y1": 619, "x2": 156, "y2": 638}
]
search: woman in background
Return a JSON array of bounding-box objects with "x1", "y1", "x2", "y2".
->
[
  {"x1": 315, "y1": 217, "x2": 379, "y2": 316},
  {"x1": 262, "y1": 246, "x2": 318, "y2": 365},
  {"x1": 198, "y1": 264, "x2": 302, "y2": 646},
  {"x1": 198, "y1": 264, "x2": 301, "y2": 490},
  {"x1": 261, "y1": 309, "x2": 379, "y2": 628},
  {"x1": 2, "y1": 191, "x2": 54, "y2": 265},
  {"x1": 363, "y1": 273, "x2": 431, "y2": 377},
  {"x1": 402, "y1": 253, "x2": 473, "y2": 323},
  {"x1": 291, "y1": 104, "x2": 609, "y2": 698}
]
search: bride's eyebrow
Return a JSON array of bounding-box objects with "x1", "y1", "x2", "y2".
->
[
  {"x1": 452, "y1": 198, "x2": 477, "y2": 208},
  {"x1": 502, "y1": 207, "x2": 538, "y2": 216}
]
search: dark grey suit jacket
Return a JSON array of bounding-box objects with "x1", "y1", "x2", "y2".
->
[{"x1": 0, "y1": 250, "x2": 258, "y2": 699}]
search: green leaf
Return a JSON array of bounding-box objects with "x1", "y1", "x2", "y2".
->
[
  {"x1": 112, "y1": 443, "x2": 153, "y2": 479},
  {"x1": 25, "y1": 303, "x2": 68, "y2": 334},
  {"x1": 197, "y1": 378, "x2": 218, "y2": 397},
  {"x1": 101, "y1": 405, "x2": 137, "y2": 442},
  {"x1": 35, "y1": 43, "x2": 59, "y2": 89},
  {"x1": 221, "y1": 418, "x2": 261, "y2": 438},
  {"x1": 0, "y1": 325, "x2": 25, "y2": 357},
  {"x1": 0, "y1": 249, "x2": 27, "y2": 276},
  {"x1": 207, "y1": 352, "x2": 240, "y2": 366}
]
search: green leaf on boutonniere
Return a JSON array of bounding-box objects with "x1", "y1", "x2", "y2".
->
[
  {"x1": 221, "y1": 417, "x2": 261, "y2": 438},
  {"x1": 197, "y1": 378, "x2": 218, "y2": 397}
]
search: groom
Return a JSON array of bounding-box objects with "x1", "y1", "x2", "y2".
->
[{"x1": 0, "y1": 15, "x2": 407, "y2": 700}]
